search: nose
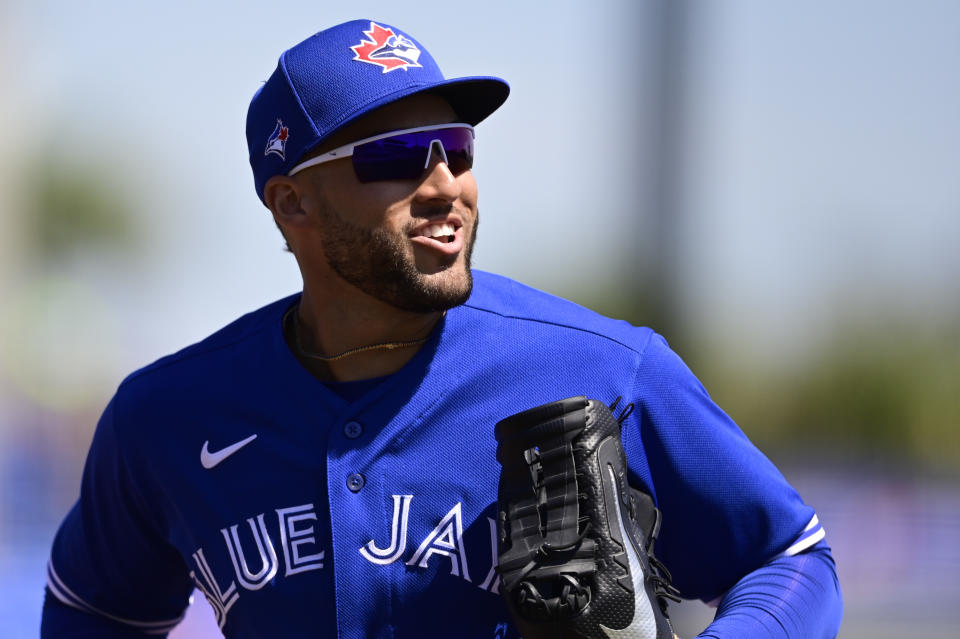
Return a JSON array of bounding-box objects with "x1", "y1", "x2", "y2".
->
[{"x1": 415, "y1": 142, "x2": 462, "y2": 203}]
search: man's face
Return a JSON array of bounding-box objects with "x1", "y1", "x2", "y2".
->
[{"x1": 291, "y1": 94, "x2": 479, "y2": 313}]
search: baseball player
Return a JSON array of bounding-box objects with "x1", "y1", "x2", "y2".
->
[{"x1": 42, "y1": 20, "x2": 842, "y2": 638}]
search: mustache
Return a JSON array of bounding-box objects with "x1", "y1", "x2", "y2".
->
[
  {"x1": 409, "y1": 202, "x2": 455, "y2": 219},
  {"x1": 403, "y1": 203, "x2": 470, "y2": 233}
]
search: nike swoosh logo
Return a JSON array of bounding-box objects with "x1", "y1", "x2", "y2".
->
[
  {"x1": 600, "y1": 464, "x2": 658, "y2": 638},
  {"x1": 200, "y1": 434, "x2": 258, "y2": 469}
]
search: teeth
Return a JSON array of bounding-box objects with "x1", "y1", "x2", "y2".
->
[{"x1": 422, "y1": 223, "x2": 456, "y2": 238}]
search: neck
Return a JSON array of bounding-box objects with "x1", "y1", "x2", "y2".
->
[{"x1": 290, "y1": 282, "x2": 442, "y2": 382}]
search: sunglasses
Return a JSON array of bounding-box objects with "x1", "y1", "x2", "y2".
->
[{"x1": 288, "y1": 123, "x2": 475, "y2": 182}]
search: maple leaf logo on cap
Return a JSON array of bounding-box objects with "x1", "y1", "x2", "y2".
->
[{"x1": 350, "y1": 22, "x2": 422, "y2": 73}]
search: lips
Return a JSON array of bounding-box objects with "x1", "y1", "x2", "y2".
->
[
  {"x1": 409, "y1": 217, "x2": 464, "y2": 256},
  {"x1": 418, "y1": 222, "x2": 456, "y2": 242}
]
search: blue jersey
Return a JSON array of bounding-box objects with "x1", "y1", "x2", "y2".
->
[{"x1": 47, "y1": 271, "x2": 824, "y2": 638}]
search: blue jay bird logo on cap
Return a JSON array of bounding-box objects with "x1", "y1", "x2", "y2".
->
[
  {"x1": 351, "y1": 22, "x2": 422, "y2": 73},
  {"x1": 264, "y1": 119, "x2": 289, "y2": 160}
]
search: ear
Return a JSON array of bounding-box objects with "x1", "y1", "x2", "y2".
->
[{"x1": 264, "y1": 175, "x2": 310, "y2": 231}]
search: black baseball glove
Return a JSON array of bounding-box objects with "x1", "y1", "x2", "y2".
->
[{"x1": 494, "y1": 396, "x2": 679, "y2": 639}]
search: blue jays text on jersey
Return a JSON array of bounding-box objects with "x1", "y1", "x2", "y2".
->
[{"x1": 47, "y1": 271, "x2": 825, "y2": 638}]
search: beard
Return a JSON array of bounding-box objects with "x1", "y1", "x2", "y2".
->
[{"x1": 316, "y1": 200, "x2": 477, "y2": 313}]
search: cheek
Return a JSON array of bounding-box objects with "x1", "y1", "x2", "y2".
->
[
  {"x1": 318, "y1": 177, "x2": 411, "y2": 228},
  {"x1": 457, "y1": 172, "x2": 479, "y2": 209}
]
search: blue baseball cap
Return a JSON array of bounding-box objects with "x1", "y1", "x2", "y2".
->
[{"x1": 246, "y1": 19, "x2": 510, "y2": 203}]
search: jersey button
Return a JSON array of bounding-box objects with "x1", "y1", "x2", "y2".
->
[
  {"x1": 346, "y1": 473, "x2": 366, "y2": 493},
  {"x1": 343, "y1": 421, "x2": 363, "y2": 439}
]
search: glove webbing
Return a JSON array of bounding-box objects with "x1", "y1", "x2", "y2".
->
[{"x1": 498, "y1": 410, "x2": 597, "y2": 596}]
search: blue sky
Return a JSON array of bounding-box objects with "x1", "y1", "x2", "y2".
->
[{"x1": 3, "y1": 0, "x2": 959, "y2": 368}]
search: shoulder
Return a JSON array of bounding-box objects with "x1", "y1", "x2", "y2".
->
[
  {"x1": 462, "y1": 272, "x2": 703, "y2": 400},
  {"x1": 464, "y1": 270, "x2": 657, "y2": 356},
  {"x1": 113, "y1": 293, "x2": 299, "y2": 410}
]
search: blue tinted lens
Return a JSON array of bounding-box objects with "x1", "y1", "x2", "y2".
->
[{"x1": 352, "y1": 127, "x2": 474, "y2": 182}]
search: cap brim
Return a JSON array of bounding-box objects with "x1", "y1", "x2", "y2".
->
[
  {"x1": 336, "y1": 75, "x2": 509, "y2": 135},
  {"x1": 420, "y1": 76, "x2": 510, "y2": 126},
  {"x1": 290, "y1": 75, "x2": 509, "y2": 168}
]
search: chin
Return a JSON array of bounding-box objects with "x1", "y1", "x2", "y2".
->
[
  {"x1": 418, "y1": 256, "x2": 466, "y2": 280},
  {"x1": 420, "y1": 265, "x2": 473, "y2": 306},
  {"x1": 385, "y1": 263, "x2": 473, "y2": 314}
]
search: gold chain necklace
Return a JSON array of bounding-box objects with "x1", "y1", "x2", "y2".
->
[{"x1": 286, "y1": 306, "x2": 430, "y2": 363}]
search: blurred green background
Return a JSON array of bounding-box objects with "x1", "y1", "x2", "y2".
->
[{"x1": 1, "y1": 1, "x2": 958, "y2": 637}]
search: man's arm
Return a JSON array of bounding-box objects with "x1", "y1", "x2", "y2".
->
[
  {"x1": 41, "y1": 590, "x2": 172, "y2": 639},
  {"x1": 627, "y1": 333, "x2": 842, "y2": 636},
  {"x1": 696, "y1": 541, "x2": 842, "y2": 638},
  {"x1": 42, "y1": 394, "x2": 193, "y2": 636}
]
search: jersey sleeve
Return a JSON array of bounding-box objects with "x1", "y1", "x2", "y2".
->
[
  {"x1": 630, "y1": 333, "x2": 825, "y2": 602},
  {"x1": 41, "y1": 589, "x2": 182, "y2": 639},
  {"x1": 697, "y1": 540, "x2": 843, "y2": 639},
  {"x1": 45, "y1": 394, "x2": 193, "y2": 635}
]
